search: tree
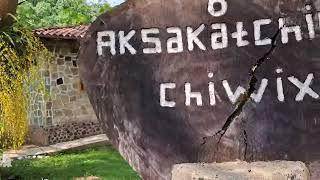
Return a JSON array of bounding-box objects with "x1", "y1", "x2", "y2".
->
[
  {"x1": 16, "y1": 0, "x2": 111, "y2": 29},
  {"x1": 0, "y1": 0, "x2": 18, "y2": 26},
  {"x1": 0, "y1": 0, "x2": 111, "y2": 149}
]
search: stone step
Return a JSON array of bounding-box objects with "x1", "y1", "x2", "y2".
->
[
  {"x1": 172, "y1": 161, "x2": 310, "y2": 180},
  {"x1": 1, "y1": 134, "x2": 109, "y2": 167}
]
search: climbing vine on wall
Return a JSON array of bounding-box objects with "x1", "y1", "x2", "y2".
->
[{"x1": 0, "y1": 24, "x2": 49, "y2": 149}]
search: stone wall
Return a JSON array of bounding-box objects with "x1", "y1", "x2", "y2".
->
[
  {"x1": 28, "y1": 121, "x2": 103, "y2": 145},
  {"x1": 47, "y1": 39, "x2": 97, "y2": 126},
  {"x1": 28, "y1": 39, "x2": 101, "y2": 145}
]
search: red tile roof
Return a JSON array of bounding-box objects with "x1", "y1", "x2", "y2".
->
[{"x1": 34, "y1": 25, "x2": 89, "y2": 40}]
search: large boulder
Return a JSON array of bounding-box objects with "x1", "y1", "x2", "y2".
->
[{"x1": 79, "y1": 0, "x2": 320, "y2": 179}]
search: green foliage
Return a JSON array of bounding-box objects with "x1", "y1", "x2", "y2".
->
[
  {"x1": 1, "y1": 146, "x2": 141, "y2": 179},
  {"x1": 0, "y1": 23, "x2": 49, "y2": 149},
  {"x1": 17, "y1": 0, "x2": 112, "y2": 29}
]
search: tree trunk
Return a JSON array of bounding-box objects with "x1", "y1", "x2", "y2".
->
[{"x1": 0, "y1": 0, "x2": 18, "y2": 26}]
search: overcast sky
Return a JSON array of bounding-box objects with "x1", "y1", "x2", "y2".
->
[{"x1": 87, "y1": 0, "x2": 125, "y2": 6}]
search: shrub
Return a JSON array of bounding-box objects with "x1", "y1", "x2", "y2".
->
[{"x1": 0, "y1": 24, "x2": 49, "y2": 149}]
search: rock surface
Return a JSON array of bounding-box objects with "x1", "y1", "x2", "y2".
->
[
  {"x1": 79, "y1": 0, "x2": 320, "y2": 179},
  {"x1": 172, "y1": 161, "x2": 310, "y2": 180}
]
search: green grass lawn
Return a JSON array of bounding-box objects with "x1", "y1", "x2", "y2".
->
[{"x1": 1, "y1": 146, "x2": 141, "y2": 180}]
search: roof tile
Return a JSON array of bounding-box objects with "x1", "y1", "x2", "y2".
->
[{"x1": 34, "y1": 25, "x2": 89, "y2": 40}]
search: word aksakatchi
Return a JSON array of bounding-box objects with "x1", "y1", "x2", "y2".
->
[{"x1": 96, "y1": 1, "x2": 318, "y2": 56}]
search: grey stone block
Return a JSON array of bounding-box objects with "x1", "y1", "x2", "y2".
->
[{"x1": 172, "y1": 161, "x2": 310, "y2": 180}]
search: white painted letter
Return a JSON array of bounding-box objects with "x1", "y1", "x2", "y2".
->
[
  {"x1": 208, "y1": 0, "x2": 228, "y2": 17},
  {"x1": 167, "y1": 27, "x2": 183, "y2": 53},
  {"x1": 276, "y1": 68, "x2": 285, "y2": 102},
  {"x1": 253, "y1": 19, "x2": 272, "y2": 46},
  {"x1": 279, "y1": 18, "x2": 303, "y2": 44},
  {"x1": 160, "y1": 83, "x2": 176, "y2": 107},
  {"x1": 231, "y1": 22, "x2": 250, "y2": 47},
  {"x1": 305, "y1": 5, "x2": 315, "y2": 39},
  {"x1": 250, "y1": 79, "x2": 268, "y2": 103},
  {"x1": 211, "y1": 23, "x2": 228, "y2": 49},
  {"x1": 209, "y1": 82, "x2": 216, "y2": 106},
  {"x1": 187, "y1": 24, "x2": 206, "y2": 51},
  {"x1": 141, "y1": 28, "x2": 162, "y2": 54},
  {"x1": 97, "y1": 31, "x2": 116, "y2": 56},
  {"x1": 222, "y1": 80, "x2": 246, "y2": 104},
  {"x1": 185, "y1": 83, "x2": 203, "y2": 106},
  {"x1": 288, "y1": 73, "x2": 319, "y2": 101},
  {"x1": 119, "y1": 30, "x2": 137, "y2": 55}
]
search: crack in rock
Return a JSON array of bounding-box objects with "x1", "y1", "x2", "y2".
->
[{"x1": 202, "y1": 28, "x2": 282, "y2": 149}]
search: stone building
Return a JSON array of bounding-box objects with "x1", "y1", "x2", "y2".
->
[{"x1": 28, "y1": 25, "x2": 103, "y2": 145}]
